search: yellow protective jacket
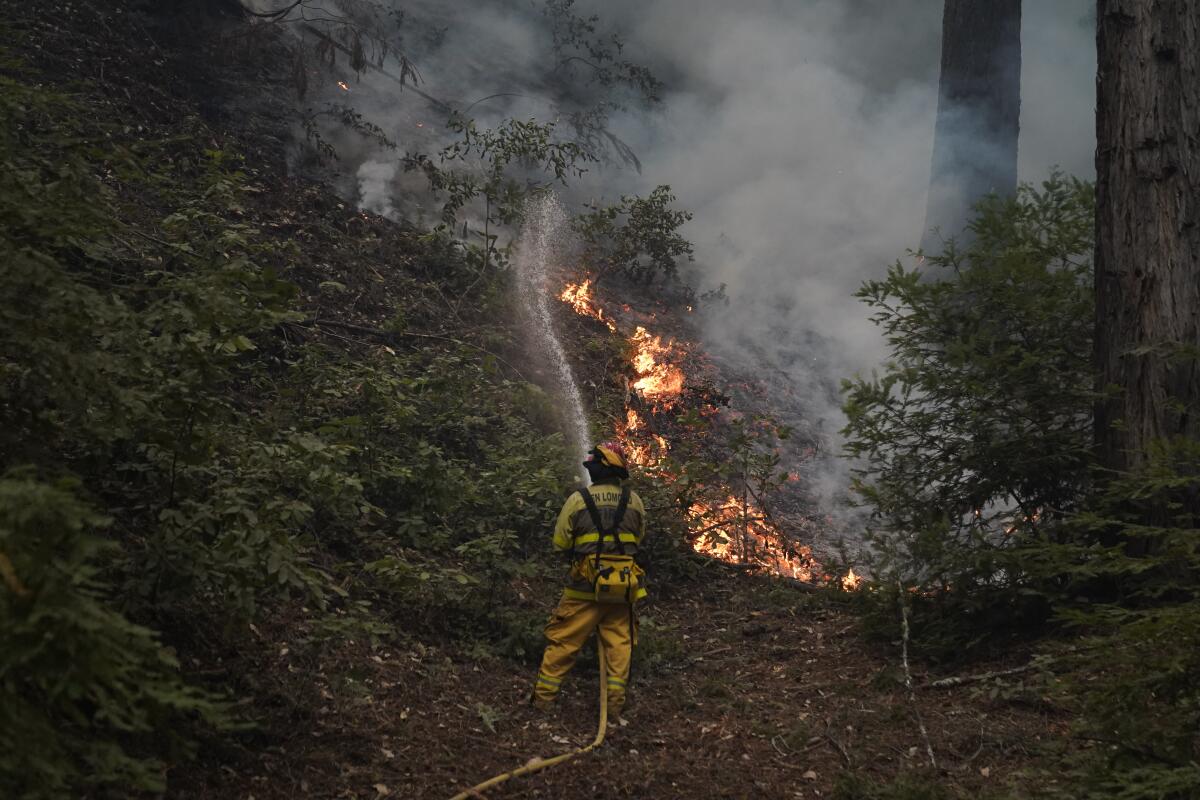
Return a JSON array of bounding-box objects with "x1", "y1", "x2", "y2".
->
[{"x1": 553, "y1": 480, "x2": 647, "y2": 601}]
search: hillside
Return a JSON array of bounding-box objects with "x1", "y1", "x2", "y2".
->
[{"x1": 5, "y1": 3, "x2": 1192, "y2": 800}]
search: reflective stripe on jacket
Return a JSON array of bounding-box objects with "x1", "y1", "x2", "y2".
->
[{"x1": 552, "y1": 481, "x2": 646, "y2": 600}]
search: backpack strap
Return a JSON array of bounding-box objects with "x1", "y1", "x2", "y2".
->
[
  {"x1": 611, "y1": 487, "x2": 631, "y2": 556},
  {"x1": 577, "y1": 486, "x2": 631, "y2": 569}
]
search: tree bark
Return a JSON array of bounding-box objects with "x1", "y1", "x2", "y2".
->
[
  {"x1": 1095, "y1": 1, "x2": 1200, "y2": 478},
  {"x1": 922, "y1": 0, "x2": 1022, "y2": 250}
]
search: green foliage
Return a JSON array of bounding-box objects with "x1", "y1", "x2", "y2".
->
[
  {"x1": 301, "y1": 102, "x2": 397, "y2": 163},
  {"x1": 543, "y1": 0, "x2": 664, "y2": 104},
  {"x1": 541, "y1": 0, "x2": 662, "y2": 170},
  {"x1": 239, "y1": 338, "x2": 571, "y2": 646},
  {"x1": 631, "y1": 615, "x2": 687, "y2": 673},
  {"x1": 475, "y1": 702, "x2": 503, "y2": 734},
  {"x1": 0, "y1": 56, "x2": 576, "y2": 796},
  {"x1": 2, "y1": 96, "x2": 320, "y2": 618},
  {"x1": 574, "y1": 185, "x2": 695, "y2": 284},
  {"x1": 841, "y1": 175, "x2": 1095, "y2": 656},
  {"x1": 404, "y1": 114, "x2": 594, "y2": 264},
  {"x1": 1021, "y1": 438, "x2": 1200, "y2": 800},
  {"x1": 0, "y1": 477, "x2": 231, "y2": 798},
  {"x1": 0, "y1": 75, "x2": 328, "y2": 792},
  {"x1": 842, "y1": 174, "x2": 1200, "y2": 795}
]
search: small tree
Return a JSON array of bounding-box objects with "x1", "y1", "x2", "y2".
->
[
  {"x1": 573, "y1": 186, "x2": 694, "y2": 284},
  {"x1": 404, "y1": 115, "x2": 593, "y2": 267},
  {"x1": 0, "y1": 479, "x2": 229, "y2": 797},
  {"x1": 843, "y1": 176, "x2": 1095, "y2": 652},
  {"x1": 1030, "y1": 439, "x2": 1200, "y2": 799}
]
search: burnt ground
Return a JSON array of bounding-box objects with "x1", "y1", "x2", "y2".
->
[{"x1": 173, "y1": 569, "x2": 1063, "y2": 799}]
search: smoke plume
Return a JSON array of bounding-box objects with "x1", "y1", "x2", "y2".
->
[
  {"x1": 592, "y1": 0, "x2": 1096, "y2": 514},
  {"x1": 279, "y1": 0, "x2": 1097, "y2": 522}
]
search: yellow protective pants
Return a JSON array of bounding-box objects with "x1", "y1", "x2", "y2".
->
[{"x1": 534, "y1": 595, "x2": 637, "y2": 715}]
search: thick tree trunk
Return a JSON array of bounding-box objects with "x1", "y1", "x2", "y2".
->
[
  {"x1": 922, "y1": 0, "x2": 1022, "y2": 250},
  {"x1": 1095, "y1": 1, "x2": 1200, "y2": 479}
]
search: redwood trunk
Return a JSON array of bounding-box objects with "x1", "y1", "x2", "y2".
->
[
  {"x1": 1095, "y1": 1, "x2": 1200, "y2": 477},
  {"x1": 923, "y1": 0, "x2": 1022, "y2": 249}
]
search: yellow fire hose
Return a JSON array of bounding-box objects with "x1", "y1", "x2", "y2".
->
[{"x1": 447, "y1": 640, "x2": 609, "y2": 800}]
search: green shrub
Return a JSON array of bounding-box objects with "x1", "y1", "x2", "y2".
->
[
  {"x1": 842, "y1": 173, "x2": 1200, "y2": 796},
  {"x1": 632, "y1": 615, "x2": 687, "y2": 674},
  {"x1": 842, "y1": 175, "x2": 1095, "y2": 656},
  {"x1": 0, "y1": 477, "x2": 230, "y2": 798},
  {"x1": 1024, "y1": 438, "x2": 1200, "y2": 799},
  {"x1": 573, "y1": 185, "x2": 694, "y2": 284},
  {"x1": 0, "y1": 56, "x2": 582, "y2": 796}
]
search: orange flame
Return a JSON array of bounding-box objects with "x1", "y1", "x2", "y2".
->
[
  {"x1": 630, "y1": 326, "x2": 685, "y2": 408},
  {"x1": 560, "y1": 280, "x2": 617, "y2": 332},
  {"x1": 841, "y1": 568, "x2": 862, "y2": 591},
  {"x1": 337, "y1": 81, "x2": 350, "y2": 91},
  {"x1": 689, "y1": 496, "x2": 815, "y2": 581},
  {"x1": 556, "y1": 274, "x2": 852, "y2": 587}
]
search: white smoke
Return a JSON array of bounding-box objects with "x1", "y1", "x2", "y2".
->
[
  {"x1": 356, "y1": 159, "x2": 399, "y2": 220},
  {"x1": 588, "y1": 0, "x2": 1096, "y2": 517},
  {"x1": 1018, "y1": 1, "x2": 1097, "y2": 180},
  {"x1": 278, "y1": 0, "x2": 1098, "y2": 523}
]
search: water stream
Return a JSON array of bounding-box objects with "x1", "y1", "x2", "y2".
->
[{"x1": 514, "y1": 194, "x2": 592, "y2": 482}]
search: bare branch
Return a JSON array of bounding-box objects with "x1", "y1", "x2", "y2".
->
[
  {"x1": 898, "y1": 580, "x2": 938, "y2": 770},
  {"x1": 238, "y1": 0, "x2": 305, "y2": 20},
  {"x1": 300, "y1": 24, "x2": 453, "y2": 113},
  {"x1": 922, "y1": 662, "x2": 1039, "y2": 690}
]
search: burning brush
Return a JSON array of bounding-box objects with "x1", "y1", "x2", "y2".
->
[
  {"x1": 560, "y1": 280, "x2": 617, "y2": 332},
  {"x1": 557, "y1": 274, "x2": 856, "y2": 588}
]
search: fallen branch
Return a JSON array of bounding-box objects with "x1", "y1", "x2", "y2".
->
[
  {"x1": 898, "y1": 579, "x2": 937, "y2": 770},
  {"x1": 922, "y1": 663, "x2": 1039, "y2": 690},
  {"x1": 697, "y1": 645, "x2": 734, "y2": 658},
  {"x1": 823, "y1": 719, "x2": 853, "y2": 767}
]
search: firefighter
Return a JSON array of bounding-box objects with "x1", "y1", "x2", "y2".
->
[{"x1": 532, "y1": 441, "x2": 646, "y2": 722}]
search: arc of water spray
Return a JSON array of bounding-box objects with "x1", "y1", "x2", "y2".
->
[{"x1": 515, "y1": 194, "x2": 592, "y2": 484}]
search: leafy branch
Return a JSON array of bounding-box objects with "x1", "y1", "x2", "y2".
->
[
  {"x1": 403, "y1": 114, "x2": 594, "y2": 266},
  {"x1": 573, "y1": 185, "x2": 694, "y2": 284}
]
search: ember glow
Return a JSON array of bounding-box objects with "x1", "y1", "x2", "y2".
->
[
  {"x1": 558, "y1": 275, "x2": 858, "y2": 589},
  {"x1": 1003, "y1": 508, "x2": 1042, "y2": 536},
  {"x1": 337, "y1": 81, "x2": 350, "y2": 91}
]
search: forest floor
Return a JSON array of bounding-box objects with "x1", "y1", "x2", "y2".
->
[
  {"x1": 175, "y1": 570, "x2": 1062, "y2": 800},
  {"x1": 6, "y1": 4, "x2": 1068, "y2": 798}
]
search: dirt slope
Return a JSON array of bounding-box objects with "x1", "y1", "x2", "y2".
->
[{"x1": 169, "y1": 570, "x2": 1058, "y2": 799}]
